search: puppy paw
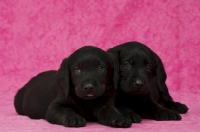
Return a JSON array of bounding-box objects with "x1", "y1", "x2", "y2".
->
[
  {"x1": 156, "y1": 109, "x2": 182, "y2": 121},
  {"x1": 129, "y1": 112, "x2": 142, "y2": 123},
  {"x1": 118, "y1": 107, "x2": 142, "y2": 123},
  {"x1": 106, "y1": 114, "x2": 132, "y2": 128},
  {"x1": 98, "y1": 112, "x2": 132, "y2": 128},
  {"x1": 166, "y1": 102, "x2": 188, "y2": 114},
  {"x1": 63, "y1": 113, "x2": 86, "y2": 127}
]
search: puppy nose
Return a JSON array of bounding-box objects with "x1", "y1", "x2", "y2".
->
[
  {"x1": 83, "y1": 84, "x2": 94, "y2": 92},
  {"x1": 134, "y1": 78, "x2": 145, "y2": 87}
]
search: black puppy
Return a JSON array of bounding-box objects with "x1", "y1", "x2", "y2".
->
[
  {"x1": 107, "y1": 41, "x2": 188, "y2": 121},
  {"x1": 14, "y1": 46, "x2": 132, "y2": 128}
]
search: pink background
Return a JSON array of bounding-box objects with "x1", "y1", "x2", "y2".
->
[{"x1": 0, "y1": 0, "x2": 200, "y2": 131}]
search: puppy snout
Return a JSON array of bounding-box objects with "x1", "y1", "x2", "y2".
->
[
  {"x1": 133, "y1": 78, "x2": 145, "y2": 88},
  {"x1": 83, "y1": 83, "x2": 94, "y2": 93}
]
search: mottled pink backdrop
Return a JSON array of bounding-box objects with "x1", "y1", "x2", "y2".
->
[{"x1": 0, "y1": 0, "x2": 200, "y2": 132}]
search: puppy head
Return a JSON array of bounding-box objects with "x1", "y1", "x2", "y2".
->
[
  {"x1": 57, "y1": 46, "x2": 118, "y2": 100},
  {"x1": 108, "y1": 41, "x2": 165, "y2": 95}
]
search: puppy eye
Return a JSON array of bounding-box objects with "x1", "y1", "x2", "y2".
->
[
  {"x1": 98, "y1": 65, "x2": 105, "y2": 72},
  {"x1": 74, "y1": 67, "x2": 81, "y2": 74},
  {"x1": 146, "y1": 64, "x2": 152, "y2": 70},
  {"x1": 123, "y1": 62, "x2": 131, "y2": 68}
]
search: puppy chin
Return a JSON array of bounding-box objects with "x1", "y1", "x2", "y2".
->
[
  {"x1": 76, "y1": 93, "x2": 102, "y2": 100},
  {"x1": 81, "y1": 95, "x2": 97, "y2": 100},
  {"x1": 121, "y1": 87, "x2": 149, "y2": 95},
  {"x1": 75, "y1": 91, "x2": 103, "y2": 100}
]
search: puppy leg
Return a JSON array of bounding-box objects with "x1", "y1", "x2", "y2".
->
[
  {"x1": 94, "y1": 106, "x2": 132, "y2": 128},
  {"x1": 118, "y1": 107, "x2": 141, "y2": 123},
  {"x1": 158, "y1": 83, "x2": 189, "y2": 114},
  {"x1": 138, "y1": 101, "x2": 182, "y2": 121},
  {"x1": 46, "y1": 101, "x2": 86, "y2": 127},
  {"x1": 14, "y1": 88, "x2": 25, "y2": 115},
  {"x1": 161, "y1": 100, "x2": 188, "y2": 114}
]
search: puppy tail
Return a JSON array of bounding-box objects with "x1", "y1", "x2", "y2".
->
[{"x1": 14, "y1": 88, "x2": 25, "y2": 115}]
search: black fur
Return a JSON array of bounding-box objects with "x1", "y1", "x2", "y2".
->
[
  {"x1": 14, "y1": 46, "x2": 132, "y2": 128},
  {"x1": 107, "y1": 41, "x2": 188, "y2": 121}
]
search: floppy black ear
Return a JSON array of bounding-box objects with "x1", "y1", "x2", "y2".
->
[
  {"x1": 153, "y1": 53, "x2": 167, "y2": 85},
  {"x1": 153, "y1": 53, "x2": 173, "y2": 101},
  {"x1": 107, "y1": 47, "x2": 119, "y2": 57},
  {"x1": 154, "y1": 53, "x2": 172, "y2": 101},
  {"x1": 56, "y1": 58, "x2": 70, "y2": 98},
  {"x1": 107, "y1": 51, "x2": 119, "y2": 90}
]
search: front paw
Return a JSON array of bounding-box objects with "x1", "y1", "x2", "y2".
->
[
  {"x1": 156, "y1": 109, "x2": 182, "y2": 121},
  {"x1": 120, "y1": 108, "x2": 141, "y2": 123},
  {"x1": 98, "y1": 112, "x2": 132, "y2": 128},
  {"x1": 106, "y1": 114, "x2": 132, "y2": 128},
  {"x1": 166, "y1": 102, "x2": 188, "y2": 114},
  {"x1": 63, "y1": 113, "x2": 86, "y2": 127},
  {"x1": 129, "y1": 112, "x2": 142, "y2": 123}
]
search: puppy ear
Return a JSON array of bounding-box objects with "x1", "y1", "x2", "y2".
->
[
  {"x1": 56, "y1": 58, "x2": 70, "y2": 97},
  {"x1": 153, "y1": 53, "x2": 167, "y2": 84},
  {"x1": 107, "y1": 47, "x2": 119, "y2": 57},
  {"x1": 107, "y1": 52, "x2": 119, "y2": 90},
  {"x1": 153, "y1": 53, "x2": 173, "y2": 100}
]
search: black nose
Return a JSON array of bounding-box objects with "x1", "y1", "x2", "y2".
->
[
  {"x1": 134, "y1": 78, "x2": 145, "y2": 87},
  {"x1": 83, "y1": 84, "x2": 94, "y2": 93}
]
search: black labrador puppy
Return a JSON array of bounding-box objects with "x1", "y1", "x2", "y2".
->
[
  {"x1": 14, "y1": 46, "x2": 132, "y2": 128},
  {"x1": 107, "y1": 41, "x2": 188, "y2": 121}
]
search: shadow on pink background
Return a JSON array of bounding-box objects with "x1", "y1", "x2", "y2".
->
[{"x1": 0, "y1": 0, "x2": 200, "y2": 131}]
